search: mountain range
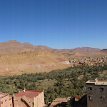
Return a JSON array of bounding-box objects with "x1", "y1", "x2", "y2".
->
[{"x1": 0, "y1": 40, "x2": 106, "y2": 76}]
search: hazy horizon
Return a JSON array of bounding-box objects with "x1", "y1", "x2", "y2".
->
[{"x1": 0, "y1": 40, "x2": 105, "y2": 50}]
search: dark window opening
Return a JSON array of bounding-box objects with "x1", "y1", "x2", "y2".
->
[
  {"x1": 88, "y1": 87, "x2": 92, "y2": 90},
  {"x1": 100, "y1": 88, "x2": 104, "y2": 92},
  {"x1": 100, "y1": 96, "x2": 103, "y2": 99},
  {"x1": 100, "y1": 96, "x2": 105, "y2": 101}
]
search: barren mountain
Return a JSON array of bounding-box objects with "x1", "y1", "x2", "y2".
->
[
  {"x1": 57, "y1": 47, "x2": 105, "y2": 58},
  {"x1": 0, "y1": 41, "x2": 70, "y2": 76},
  {"x1": 0, "y1": 40, "x2": 106, "y2": 76}
]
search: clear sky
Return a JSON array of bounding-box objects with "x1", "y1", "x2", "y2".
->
[{"x1": 0, "y1": 0, "x2": 107, "y2": 49}]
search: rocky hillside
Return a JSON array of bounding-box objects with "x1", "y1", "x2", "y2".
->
[
  {"x1": 0, "y1": 40, "x2": 106, "y2": 76},
  {"x1": 0, "y1": 41, "x2": 70, "y2": 76}
]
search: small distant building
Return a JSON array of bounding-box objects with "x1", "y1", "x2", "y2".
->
[
  {"x1": 86, "y1": 78, "x2": 107, "y2": 107},
  {"x1": 0, "y1": 92, "x2": 13, "y2": 107},
  {"x1": 14, "y1": 90, "x2": 45, "y2": 107},
  {"x1": 50, "y1": 98, "x2": 69, "y2": 107}
]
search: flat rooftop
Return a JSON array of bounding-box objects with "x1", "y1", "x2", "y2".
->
[
  {"x1": 15, "y1": 90, "x2": 42, "y2": 99},
  {"x1": 86, "y1": 79, "x2": 107, "y2": 85}
]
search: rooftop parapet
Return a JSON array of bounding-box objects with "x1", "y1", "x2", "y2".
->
[{"x1": 86, "y1": 78, "x2": 107, "y2": 85}]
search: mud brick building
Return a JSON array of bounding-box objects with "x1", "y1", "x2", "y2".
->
[{"x1": 86, "y1": 79, "x2": 107, "y2": 107}]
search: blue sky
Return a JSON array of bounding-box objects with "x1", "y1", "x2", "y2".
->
[{"x1": 0, "y1": 0, "x2": 107, "y2": 49}]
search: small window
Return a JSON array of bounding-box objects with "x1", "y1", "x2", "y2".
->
[
  {"x1": 100, "y1": 96, "x2": 103, "y2": 99},
  {"x1": 100, "y1": 88, "x2": 104, "y2": 92},
  {"x1": 88, "y1": 87, "x2": 92, "y2": 90},
  {"x1": 100, "y1": 96, "x2": 105, "y2": 101}
]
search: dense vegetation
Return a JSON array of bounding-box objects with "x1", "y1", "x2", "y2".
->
[{"x1": 0, "y1": 65, "x2": 107, "y2": 105}]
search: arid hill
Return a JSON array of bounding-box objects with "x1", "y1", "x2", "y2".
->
[
  {"x1": 56, "y1": 47, "x2": 106, "y2": 58},
  {"x1": 0, "y1": 41, "x2": 70, "y2": 76},
  {"x1": 0, "y1": 40, "x2": 106, "y2": 76},
  {"x1": 101, "y1": 49, "x2": 107, "y2": 54}
]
